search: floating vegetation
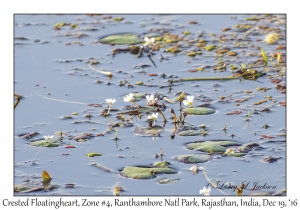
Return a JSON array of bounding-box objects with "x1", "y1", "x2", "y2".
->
[
  {"x1": 264, "y1": 33, "x2": 281, "y2": 44},
  {"x1": 183, "y1": 107, "x2": 215, "y2": 115},
  {"x1": 86, "y1": 152, "x2": 102, "y2": 157},
  {"x1": 15, "y1": 14, "x2": 286, "y2": 196},
  {"x1": 158, "y1": 178, "x2": 180, "y2": 184},
  {"x1": 100, "y1": 33, "x2": 143, "y2": 45},
  {"x1": 120, "y1": 166, "x2": 177, "y2": 179},
  {"x1": 174, "y1": 154, "x2": 210, "y2": 164},
  {"x1": 133, "y1": 125, "x2": 164, "y2": 136},
  {"x1": 203, "y1": 44, "x2": 217, "y2": 51},
  {"x1": 30, "y1": 139, "x2": 60, "y2": 147},
  {"x1": 185, "y1": 140, "x2": 242, "y2": 153}
]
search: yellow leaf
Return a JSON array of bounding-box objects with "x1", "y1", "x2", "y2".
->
[
  {"x1": 175, "y1": 92, "x2": 185, "y2": 102},
  {"x1": 42, "y1": 170, "x2": 52, "y2": 183},
  {"x1": 260, "y1": 47, "x2": 268, "y2": 66},
  {"x1": 114, "y1": 187, "x2": 119, "y2": 196},
  {"x1": 277, "y1": 51, "x2": 281, "y2": 63}
]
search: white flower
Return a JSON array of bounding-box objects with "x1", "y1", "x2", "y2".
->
[
  {"x1": 190, "y1": 165, "x2": 198, "y2": 173},
  {"x1": 43, "y1": 135, "x2": 54, "y2": 139},
  {"x1": 225, "y1": 147, "x2": 236, "y2": 154},
  {"x1": 106, "y1": 98, "x2": 116, "y2": 106},
  {"x1": 123, "y1": 93, "x2": 134, "y2": 103},
  {"x1": 200, "y1": 187, "x2": 211, "y2": 196},
  {"x1": 148, "y1": 113, "x2": 159, "y2": 121},
  {"x1": 143, "y1": 37, "x2": 155, "y2": 47},
  {"x1": 183, "y1": 95, "x2": 194, "y2": 106},
  {"x1": 146, "y1": 94, "x2": 158, "y2": 103}
]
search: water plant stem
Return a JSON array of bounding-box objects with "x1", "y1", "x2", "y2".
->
[
  {"x1": 88, "y1": 63, "x2": 113, "y2": 76},
  {"x1": 171, "y1": 76, "x2": 240, "y2": 82}
]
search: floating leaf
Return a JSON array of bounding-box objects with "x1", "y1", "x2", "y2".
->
[
  {"x1": 14, "y1": 185, "x2": 58, "y2": 193},
  {"x1": 30, "y1": 139, "x2": 60, "y2": 147},
  {"x1": 42, "y1": 170, "x2": 52, "y2": 183},
  {"x1": 174, "y1": 154, "x2": 210, "y2": 164},
  {"x1": 135, "y1": 81, "x2": 143, "y2": 85},
  {"x1": 203, "y1": 44, "x2": 217, "y2": 51},
  {"x1": 158, "y1": 178, "x2": 180, "y2": 184},
  {"x1": 100, "y1": 33, "x2": 143, "y2": 45},
  {"x1": 186, "y1": 140, "x2": 242, "y2": 153},
  {"x1": 177, "y1": 130, "x2": 204, "y2": 136},
  {"x1": 111, "y1": 122, "x2": 133, "y2": 128},
  {"x1": 153, "y1": 161, "x2": 170, "y2": 167},
  {"x1": 86, "y1": 152, "x2": 102, "y2": 157},
  {"x1": 139, "y1": 106, "x2": 157, "y2": 113},
  {"x1": 133, "y1": 125, "x2": 164, "y2": 136},
  {"x1": 113, "y1": 17, "x2": 124, "y2": 21},
  {"x1": 120, "y1": 166, "x2": 177, "y2": 179},
  {"x1": 227, "y1": 152, "x2": 247, "y2": 157},
  {"x1": 187, "y1": 52, "x2": 196, "y2": 57},
  {"x1": 183, "y1": 107, "x2": 215, "y2": 115}
]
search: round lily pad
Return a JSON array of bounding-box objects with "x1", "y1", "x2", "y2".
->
[
  {"x1": 30, "y1": 139, "x2": 60, "y2": 147},
  {"x1": 185, "y1": 140, "x2": 242, "y2": 153},
  {"x1": 120, "y1": 166, "x2": 177, "y2": 179},
  {"x1": 183, "y1": 107, "x2": 215, "y2": 115},
  {"x1": 133, "y1": 125, "x2": 164, "y2": 136},
  {"x1": 100, "y1": 33, "x2": 143, "y2": 45},
  {"x1": 174, "y1": 154, "x2": 210, "y2": 163}
]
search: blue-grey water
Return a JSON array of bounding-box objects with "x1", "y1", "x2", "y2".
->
[{"x1": 14, "y1": 14, "x2": 286, "y2": 196}]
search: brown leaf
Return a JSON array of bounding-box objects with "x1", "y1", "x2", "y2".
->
[
  {"x1": 148, "y1": 73, "x2": 158, "y2": 76},
  {"x1": 226, "y1": 110, "x2": 242, "y2": 115}
]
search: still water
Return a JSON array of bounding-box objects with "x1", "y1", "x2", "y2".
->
[{"x1": 14, "y1": 14, "x2": 286, "y2": 196}]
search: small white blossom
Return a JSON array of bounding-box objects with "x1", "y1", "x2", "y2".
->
[
  {"x1": 106, "y1": 98, "x2": 116, "y2": 106},
  {"x1": 200, "y1": 187, "x2": 211, "y2": 196},
  {"x1": 143, "y1": 37, "x2": 155, "y2": 47},
  {"x1": 43, "y1": 135, "x2": 54, "y2": 139},
  {"x1": 123, "y1": 93, "x2": 134, "y2": 103},
  {"x1": 183, "y1": 95, "x2": 194, "y2": 106},
  {"x1": 225, "y1": 147, "x2": 237, "y2": 154},
  {"x1": 190, "y1": 165, "x2": 199, "y2": 174},
  {"x1": 148, "y1": 113, "x2": 159, "y2": 121},
  {"x1": 146, "y1": 94, "x2": 158, "y2": 103}
]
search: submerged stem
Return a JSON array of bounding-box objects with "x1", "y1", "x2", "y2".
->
[{"x1": 171, "y1": 76, "x2": 240, "y2": 82}]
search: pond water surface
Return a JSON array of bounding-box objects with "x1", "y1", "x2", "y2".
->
[{"x1": 14, "y1": 14, "x2": 286, "y2": 196}]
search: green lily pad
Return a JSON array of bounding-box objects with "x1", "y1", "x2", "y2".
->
[
  {"x1": 158, "y1": 178, "x2": 180, "y2": 184},
  {"x1": 100, "y1": 34, "x2": 143, "y2": 45},
  {"x1": 183, "y1": 107, "x2": 215, "y2": 115},
  {"x1": 175, "y1": 154, "x2": 210, "y2": 163},
  {"x1": 186, "y1": 140, "x2": 242, "y2": 153},
  {"x1": 111, "y1": 122, "x2": 133, "y2": 128},
  {"x1": 153, "y1": 161, "x2": 170, "y2": 167},
  {"x1": 86, "y1": 152, "x2": 102, "y2": 157},
  {"x1": 227, "y1": 152, "x2": 247, "y2": 157},
  {"x1": 139, "y1": 106, "x2": 157, "y2": 113},
  {"x1": 120, "y1": 166, "x2": 177, "y2": 179},
  {"x1": 123, "y1": 92, "x2": 146, "y2": 102},
  {"x1": 177, "y1": 130, "x2": 204, "y2": 136},
  {"x1": 203, "y1": 44, "x2": 217, "y2": 51},
  {"x1": 14, "y1": 185, "x2": 59, "y2": 193},
  {"x1": 30, "y1": 139, "x2": 60, "y2": 147},
  {"x1": 133, "y1": 125, "x2": 164, "y2": 136}
]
